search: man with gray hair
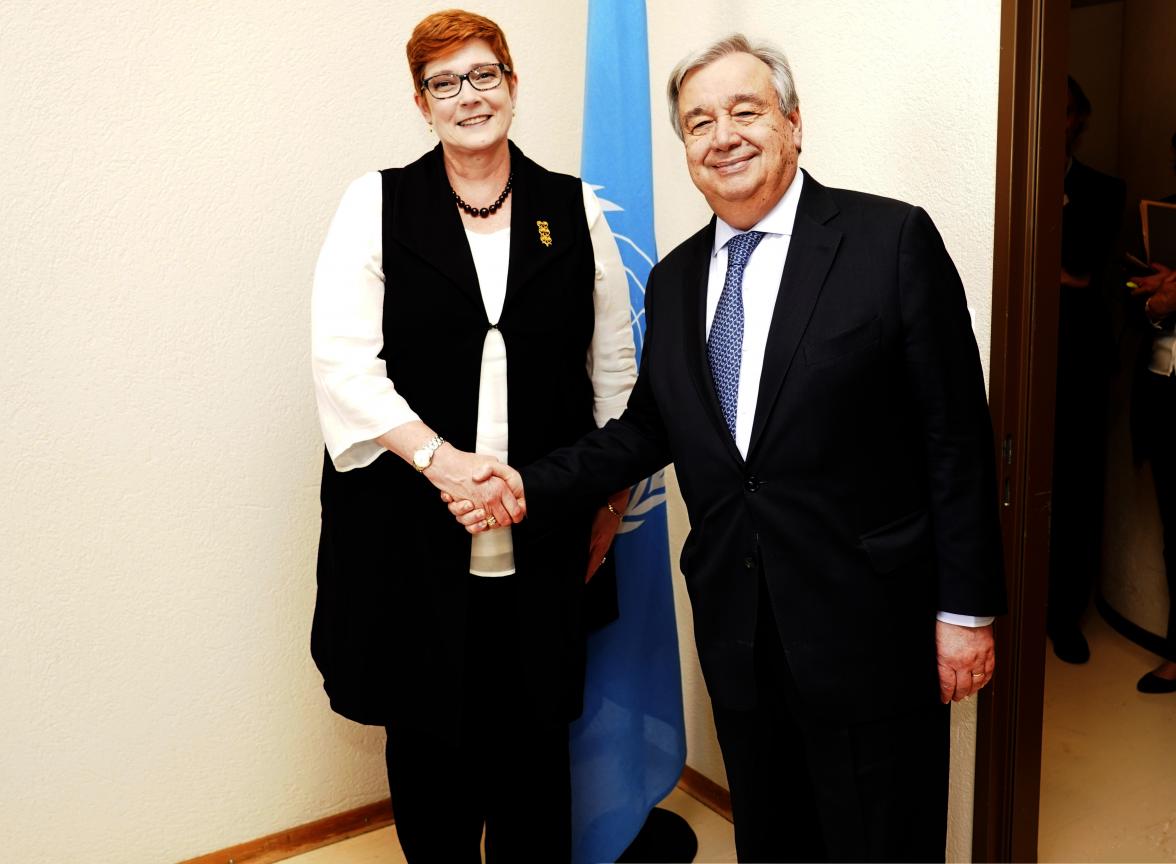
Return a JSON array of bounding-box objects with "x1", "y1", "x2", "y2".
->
[{"x1": 458, "y1": 34, "x2": 1006, "y2": 861}]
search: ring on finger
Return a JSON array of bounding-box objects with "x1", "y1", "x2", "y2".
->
[
  {"x1": 485, "y1": 514, "x2": 498, "y2": 528},
  {"x1": 971, "y1": 671, "x2": 985, "y2": 679}
]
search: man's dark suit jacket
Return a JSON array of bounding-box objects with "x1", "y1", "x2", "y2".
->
[{"x1": 522, "y1": 170, "x2": 1006, "y2": 725}]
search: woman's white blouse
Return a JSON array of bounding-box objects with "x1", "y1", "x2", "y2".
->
[
  {"x1": 311, "y1": 172, "x2": 638, "y2": 571},
  {"x1": 465, "y1": 227, "x2": 514, "y2": 576}
]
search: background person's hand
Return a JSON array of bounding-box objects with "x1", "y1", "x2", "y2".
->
[
  {"x1": 1061, "y1": 266, "x2": 1091, "y2": 288},
  {"x1": 1124, "y1": 263, "x2": 1171, "y2": 324},
  {"x1": 1128, "y1": 262, "x2": 1176, "y2": 321},
  {"x1": 1127, "y1": 261, "x2": 1174, "y2": 296}
]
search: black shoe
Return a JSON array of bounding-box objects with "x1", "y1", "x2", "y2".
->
[
  {"x1": 1049, "y1": 627, "x2": 1090, "y2": 664},
  {"x1": 1136, "y1": 672, "x2": 1176, "y2": 693},
  {"x1": 617, "y1": 807, "x2": 698, "y2": 863}
]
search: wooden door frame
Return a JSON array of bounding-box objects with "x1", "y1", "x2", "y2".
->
[{"x1": 972, "y1": 0, "x2": 1067, "y2": 860}]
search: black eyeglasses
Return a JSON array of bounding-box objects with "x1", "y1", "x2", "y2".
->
[{"x1": 420, "y1": 63, "x2": 511, "y2": 99}]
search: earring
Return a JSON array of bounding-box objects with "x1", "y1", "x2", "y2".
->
[{"x1": 427, "y1": 124, "x2": 434, "y2": 134}]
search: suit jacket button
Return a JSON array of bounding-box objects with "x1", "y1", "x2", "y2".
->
[
  {"x1": 744, "y1": 556, "x2": 756, "y2": 569},
  {"x1": 745, "y1": 476, "x2": 759, "y2": 492}
]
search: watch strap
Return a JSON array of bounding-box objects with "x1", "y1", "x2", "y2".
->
[{"x1": 413, "y1": 435, "x2": 445, "y2": 471}]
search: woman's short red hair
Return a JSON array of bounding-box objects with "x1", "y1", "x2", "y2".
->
[{"x1": 406, "y1": 9, "x2": 515, "y2": 91}]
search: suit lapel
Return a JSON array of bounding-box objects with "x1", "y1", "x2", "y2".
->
[
  {"x1": 746, "y1": 172, "x2": 842, "y2": 459},
  {"x1": 386, "y1": 144, "x2": 484, "y2": 314},
  {"x1": 680, "y1": 219, "x2": 746, "y2": 465}
]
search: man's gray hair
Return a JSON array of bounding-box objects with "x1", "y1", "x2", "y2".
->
[{"x1": 666, "y1": 34, "x2": 799, "y2": 141}]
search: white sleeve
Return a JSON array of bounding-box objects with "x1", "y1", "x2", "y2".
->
[
  {"x1": 311, "y1": 172, "x2": 420, "y2": 472},
  {"x1": 936, "y1": 612, "x2": 996, "y2": 627},
  {"x1": 582, "y1": 182, "x2": 638, "y2": 427}
]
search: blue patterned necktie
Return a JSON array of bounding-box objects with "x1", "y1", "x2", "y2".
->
[{"x1": 708, "y1": 230, "x2": 765, "y2": 441}]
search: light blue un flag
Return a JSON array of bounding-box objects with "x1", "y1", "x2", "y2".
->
[{"x1": 571, "y1": 1, "x2": 687, "y2": 862}]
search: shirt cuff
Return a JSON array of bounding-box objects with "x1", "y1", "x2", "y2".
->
[{"x1": 936, "y1": 611, "x2": 995, "y2": 628}]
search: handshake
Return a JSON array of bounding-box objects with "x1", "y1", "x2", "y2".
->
[
  {"x1": 435, "y1": 452, "x2": 527, "y2": 535},
  {"x1": 427, "y1": 446, "x2": 628, "y2": 580}
]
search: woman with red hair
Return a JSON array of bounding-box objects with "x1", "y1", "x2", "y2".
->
[{"x1": 309, "y1": 9, "x2": 635, "y2": 861}]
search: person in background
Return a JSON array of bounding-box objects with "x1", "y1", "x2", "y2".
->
[
  {"x1": 309, "y1": 10, "x2": 635, "y2": 861},
  {"x1": 1127, "y1": 131, "x2": 1176, "y2": 693},
  {"x1": 1048, "y1": 75, "x2": 1126, "y2": 664}
]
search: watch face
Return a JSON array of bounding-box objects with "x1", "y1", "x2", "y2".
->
[{"x1": 412, "y1": 448, "x2": 430, "y2": 469}]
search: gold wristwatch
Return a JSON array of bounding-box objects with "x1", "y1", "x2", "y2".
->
[{"x1": 412, "y1": 435, "x2": 445, "y2": 472}]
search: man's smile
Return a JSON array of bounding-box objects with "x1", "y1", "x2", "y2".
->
[{"x1": 711, "y1": 153, "x2": 756, "y2": 174}]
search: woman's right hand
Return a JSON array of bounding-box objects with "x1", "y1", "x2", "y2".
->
[
  {"x1": 441, "y1": 463, "x2": 528, "y2": 534},
  {"x1": 425, "y1": 445, "x2": 524, "y2": 528},
  {"x1": 373, "y1": 421, "x2": 524, "y2": 528}
]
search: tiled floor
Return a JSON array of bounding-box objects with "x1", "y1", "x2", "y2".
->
[
  {"x1": 286, "y1": 786, "x2": 736, "y2": 864},
  {"x1": 1039, "y1": 611, "x2": 1176, "y2": 861}
]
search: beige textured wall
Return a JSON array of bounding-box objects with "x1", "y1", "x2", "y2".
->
[{"x1": 1, "y1": 2, "x2": 999, "y2": 861}]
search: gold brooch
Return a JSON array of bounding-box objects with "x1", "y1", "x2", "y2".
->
[{"x1": 536, "y1": 220, "x2": 552, "y2": 247}]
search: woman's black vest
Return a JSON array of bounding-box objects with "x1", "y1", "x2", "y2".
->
[{"x1": 312, "y1": 143, "x2": 603, "y2": 728}]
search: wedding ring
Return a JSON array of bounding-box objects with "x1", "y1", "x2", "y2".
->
[
  {"x1": 485, "y1": 515, "x2": 498, "y2": 528},
  {"x1": 971, "y1": 671, "x2": 985, "y2": 678}
]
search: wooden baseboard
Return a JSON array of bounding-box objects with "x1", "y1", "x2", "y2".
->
[
  {"x1": 677, "y1": 765, "x2": 733, "y2": 823},
  {"x1": 179, "y1": 766, "x2": 730, "y2": 864},
  {"x1": 177, "y1": 798, "x2": 393, "y2": 864}
]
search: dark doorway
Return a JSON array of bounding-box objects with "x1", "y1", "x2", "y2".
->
[
  {"x1": 972, "y1": 0, "x2": 1067, "y2": 860},
  {"x1": 975, "y1": 0, "x2": 1176, "y2": 860}
]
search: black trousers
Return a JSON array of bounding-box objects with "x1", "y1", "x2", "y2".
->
[
  {"x1": 712, "y1": 579, "x2": 949, "y2": 863},
  {"x1": 1141, "y1": 371, "x2": 1176, "y2": 656},
  {"x1": 1048, "y1": 287, "x2": 1112, "y2": 634},
  {"x1": 384, "y1": 574, "x2": 572, "y2": 863}
]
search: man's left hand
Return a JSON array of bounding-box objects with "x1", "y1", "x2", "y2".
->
[{"x1": 936, "y1": 621, "x2": 995, "y2": 703}]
